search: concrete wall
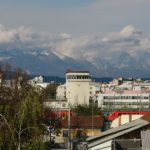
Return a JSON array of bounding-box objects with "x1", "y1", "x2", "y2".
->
[
  {"x1": 66, "y1": 72, "x2": 91, "y2": 105},
  {"x1": 66, "y1": 81, "x2": 90, "y2": 105}
]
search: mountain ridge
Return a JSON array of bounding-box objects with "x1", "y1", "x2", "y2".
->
[{"x1": 1, "y1": 49, "x2": 150, "y2": 78}]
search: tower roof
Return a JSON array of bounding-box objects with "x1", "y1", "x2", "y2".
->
[{"x1": 66, "y1": 69, "x2": 90, "y2": 74}]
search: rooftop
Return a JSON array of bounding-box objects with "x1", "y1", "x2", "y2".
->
[
  {"x1": 66, "y1": 69, "x2": 90, "y2": 74},
  {"x1": 86, "y1": 112, "x2": 150, "y2": 148},
  {"x1": 104, "y1": 89, "x2": 150, "y2": 94}
]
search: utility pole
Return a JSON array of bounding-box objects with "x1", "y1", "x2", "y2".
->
[
  {"x1": 49, "y1": 125, "x2": 51, "y2": 150},
  {"x1": 49, "y1": 109, "x2": 52, "y2": 150},
  {"x1": 68, "y1": 107, "x2": 71, "y2": 150},
  {"x1": 92, "y1": 99, "x2": 94, "y2": 136}
]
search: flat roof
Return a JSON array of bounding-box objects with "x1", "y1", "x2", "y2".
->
[{"x1": 66, "y1": 69, "x2": 90, "y2": 74}]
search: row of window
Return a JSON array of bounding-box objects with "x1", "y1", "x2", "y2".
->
[
  {"x1": 67, "y1": 75, "x2": 91, "y2": 79},
  {"x1": 103, "y1": 102, "x2": 150, "y2": 105},
  {"x1": 103, "y1": 96, "x2": 149, "y2": 100}
]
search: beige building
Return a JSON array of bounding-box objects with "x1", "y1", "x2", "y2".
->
[
  {"x1": 56, "y1": 70, "x2": 100, "y2": 106},
  {"x1": 66, "y1": 70, "x2": 92, "y2": 105}
]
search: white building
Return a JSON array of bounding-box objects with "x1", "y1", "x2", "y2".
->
[
  {"x1": 98, "y1": 80, "x2": 150, "y2": 110},
  {"x1": 43, "y1": 100, "x2": 69, "y2": 109},
  {"x1": 28, "y1": 76, "x2": 49, "y2": 89},
  {"x1": 56, "y1": 84, "x2": 66, "y2": 100},
  {"x1": 56, "y1": 70, "x2": 100, "y2": 106},
  {"x1": 98, "y1": 90, "x2": 150, "y2": 110},
  {"x1": 89, "y1": 82, "x2": 100, "y2": 102},
  {"x1": 133, "y1": 82, "x2": 150, "y2": 91}
]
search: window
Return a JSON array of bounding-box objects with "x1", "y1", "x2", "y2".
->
[
  {"x1": 63, "y1": 130, "x2": 68, "y2": 137},
  {"x1": 62, "y1": 103, "x2": 66, "y2": 107}
]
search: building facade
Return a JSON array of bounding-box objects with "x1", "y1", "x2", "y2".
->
[
  {"x1": 56, "y1": 70, "x2": 100, "y2": 106},
  {"x1": 98, "y1": 91, "x2": 150, "y2": 110}
]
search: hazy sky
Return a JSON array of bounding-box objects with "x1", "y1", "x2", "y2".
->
[{"x1": 0, "y1": 0, "x2": 150, "y2": 36}]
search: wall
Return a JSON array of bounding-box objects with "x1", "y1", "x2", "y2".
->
[
  {"x1": 66, "y1": 72, "x2": 91, "y2": 105},
  {"x1": 54, "y1": 128, "x2": 101, "y2": 144},
  {"x1": 111, "y1": 114, "x2": 143, "y2": 128},
  {"x1": 56, "y1": 84, "x2": 66, "y2": 100}
]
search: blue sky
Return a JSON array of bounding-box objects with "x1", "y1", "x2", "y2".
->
[{"x1": 0, "y1": 0, "x2": 150, "y2": 36}]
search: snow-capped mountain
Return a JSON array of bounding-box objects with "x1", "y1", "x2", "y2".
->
[
  {"x1": 0, "y1": 24, "x2": 150, "y2": 77},
  {"x1": 0, "y1": 48, "x2": 150, "y2": 78}
]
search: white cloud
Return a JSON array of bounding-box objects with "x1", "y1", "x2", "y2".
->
[
  {"x1": 119, "y1": 25, "x2": 142, "y2": 37},
  {"x1": 60, "y1": 33, "x2": 71, "y2": 39},
  {"x1": 100, "y1": 25, "x2": 150, "y2": 56},
  {"x1": 0, "y1": 24, "x2": 150, "y2": 60}
]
